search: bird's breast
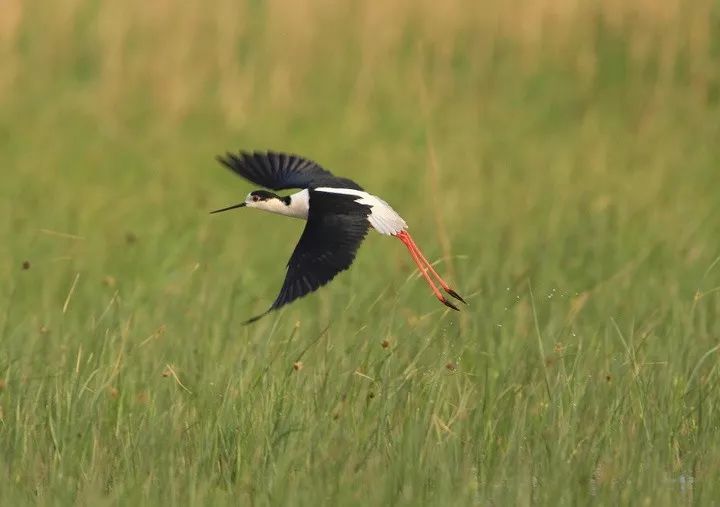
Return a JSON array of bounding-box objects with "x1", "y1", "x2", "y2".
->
[{"x1": 284, "y1": 189, "x2": 311, "y2": 219}]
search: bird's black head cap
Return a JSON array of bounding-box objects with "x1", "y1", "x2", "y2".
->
[
  {"x1": 250, "y1": 189, "x2": 291, "y2": 205},
  {"x1": 249, "y1": 190, "x2": 280, "y2": 201},
  {"x1": 210, "y1": 189, "x2": 290, "y2": 214}
]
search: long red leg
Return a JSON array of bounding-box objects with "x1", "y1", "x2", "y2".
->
[
  {"x1": 398, "y1": 231, "x2": 466, "y2": 304},
  {"x1": 396, "y1": 232, "x2": 459, "y2": 311}
]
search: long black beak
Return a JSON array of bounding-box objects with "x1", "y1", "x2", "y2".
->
[{"x1": 210, "y1": 202, "x2": 246, "y2": 214}]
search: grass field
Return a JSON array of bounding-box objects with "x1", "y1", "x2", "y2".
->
[{"x1": 1, "y1": 0, "x2": 720, "y2": 505}]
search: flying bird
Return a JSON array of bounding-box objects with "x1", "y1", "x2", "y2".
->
[{"x1": 211, "y1": 150, "x2": 466, "y2": 323}]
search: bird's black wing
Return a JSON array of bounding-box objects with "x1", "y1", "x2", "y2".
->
[
  {"x1": 244, "y1": 191, "x2": 371, "y2": 324},
  {"x1": 217, "y1": 150, "x2": 363, "y2": 191}
]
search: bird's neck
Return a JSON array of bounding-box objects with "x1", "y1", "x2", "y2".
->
[{"x1": 257, "y1": 189, "x2": 309, "y2": 219}]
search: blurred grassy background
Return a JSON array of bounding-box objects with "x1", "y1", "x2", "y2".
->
[{"x1": 1, "y1": 0, "x2": 720, "y2": 505}]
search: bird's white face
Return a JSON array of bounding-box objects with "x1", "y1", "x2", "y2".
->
[
  {"x1": 244, "y1": 191, "x2": 282, "y2": 211},
  {"x1": 246, "y1": 189, "x2": 310, "y2": 219},
  {"x1": 243, "y1": 190, "x2": 309, "y2": 219},
  {"x1": 243, "y1": 192, "x2": 265, "y2": 208}
]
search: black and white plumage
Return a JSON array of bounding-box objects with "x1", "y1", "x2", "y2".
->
[{"x1": 212, "y1": 150, "x2": 466, "y2": 323}]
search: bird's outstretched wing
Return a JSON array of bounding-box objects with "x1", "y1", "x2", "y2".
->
[
  {"x1": 217, "y1": 150, "x2": 363, "y2": 191},
  {"x1": 244, "y1": 191, "x2": 371, "y2": 324}
]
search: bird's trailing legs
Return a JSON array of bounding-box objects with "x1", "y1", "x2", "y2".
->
[
  {"x1": 395, "y1": 230, "x2": 466, "y2": 311},
  {"x1": 403, "y1": 239, "x2": 458, "y2": 311},
  {"x1": 401, "y1": 232, "x2": 467, "y2": 305}
]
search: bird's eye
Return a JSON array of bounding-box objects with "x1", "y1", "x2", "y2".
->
[{"x1": 252, "y1": 195, "x2": 260, "y2": 202}]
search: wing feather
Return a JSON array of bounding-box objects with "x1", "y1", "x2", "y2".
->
[
  {"x1": 243, "y1": 191, "x2": 371, "y2": 323},
  {"x1": 217, "y1": 150, "x2": 363, "y2": 191}
]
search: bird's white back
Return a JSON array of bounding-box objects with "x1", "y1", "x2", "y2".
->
[{"x1": 314, "y1": 187, "x2": 408, "y2": 235}]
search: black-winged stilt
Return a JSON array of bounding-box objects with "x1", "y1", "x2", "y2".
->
[{"x1": 211, "y1": 150, "x2": 466, "y2": 323}]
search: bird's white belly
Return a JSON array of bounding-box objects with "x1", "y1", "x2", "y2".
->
[{"x1": 315, "y1": 187, "x2": 408, "y2": 235}]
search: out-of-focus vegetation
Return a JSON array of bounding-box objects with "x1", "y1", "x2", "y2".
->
[{"x1": 1, "y1": 0, "x2": 719, "y2": 505}]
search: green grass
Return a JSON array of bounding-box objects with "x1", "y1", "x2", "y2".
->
[{"x1": 1, "y1": 1, "x2": 720, "y2": 505}]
